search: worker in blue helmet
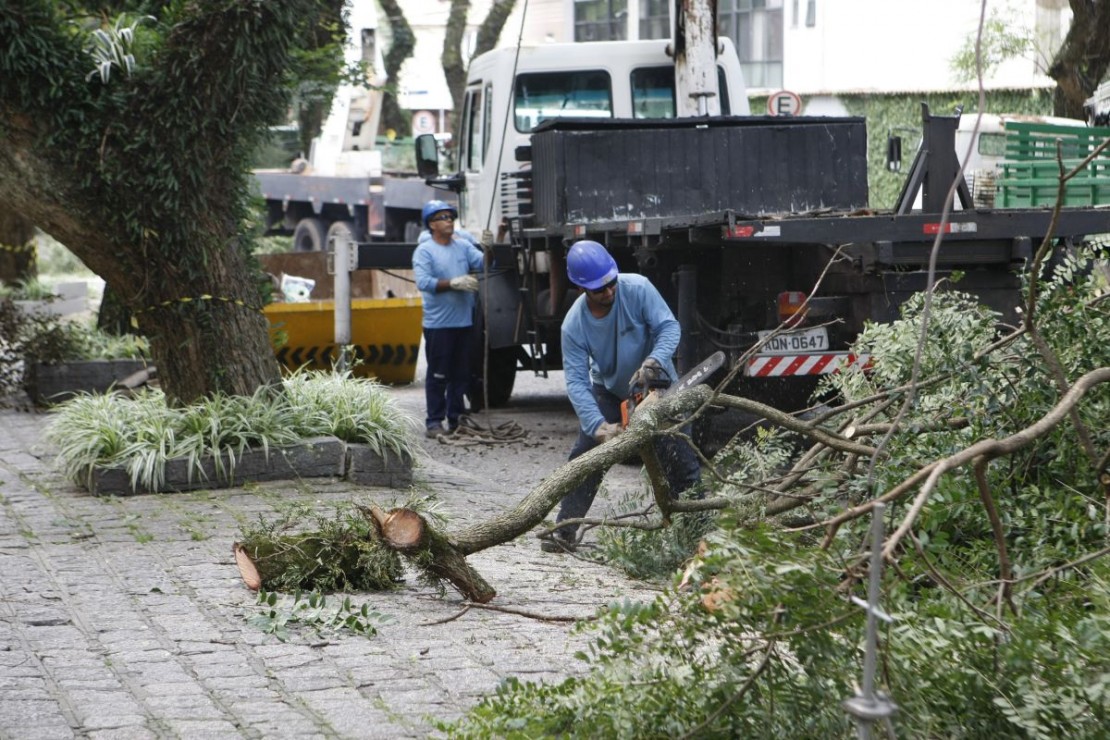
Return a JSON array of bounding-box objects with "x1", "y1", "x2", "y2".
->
[
  {"x1": 412, "y1": 200, "x2": 489, "y2": 438},
  {"x1": 543, "y1": 240, "x2": 701, "y2": 552}
]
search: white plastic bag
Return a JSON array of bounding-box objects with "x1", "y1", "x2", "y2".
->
[{"x1": 280, "y1": 274, "x2": 316, "y2": 302}]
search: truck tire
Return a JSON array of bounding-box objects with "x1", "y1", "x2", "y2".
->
[
  {"x1": 326, "y1": 220, "x2": 358, "y2": 250},
  {"x1": 469, "y1": 346, "x2": 519, "y2": 410},
  {"x1": 292, "y1": 217, "x2": 326, "y2": 252}
]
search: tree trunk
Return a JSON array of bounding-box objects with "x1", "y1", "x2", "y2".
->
[
  {"x1": 474, "y1": 0, "x2": 518, "y2": 57},
  {"x1": 0, "y1": 0, "x2": 333, "y2": 403},
  {"x1": 1048, "y1": 0, "x2": 1110, "y2": 118},
  {"x1": 378, "y1": 0, "x2": 415, "y2": 138},
  {"x1": 442, "y1": 0, "x2": 471, "y2": 130},
  {"x1": 0, "y1": 211, "x2": 36, "y2": 286}
]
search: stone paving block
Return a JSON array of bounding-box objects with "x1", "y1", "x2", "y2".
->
[
  {"x1": 160, "y1": 719, "x2": 242, "y2": 737},
  {"x1": 87, "y1": 728, "x2": 158, "y2": 740},
  {"x1": 0, "y1": 393, "x2": 661, "y2": 738}
]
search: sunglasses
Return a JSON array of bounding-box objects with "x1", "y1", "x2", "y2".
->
[
  {"x1": 587, "y1": 277, "x2": 618, "y2": 295},
  {"x1": 430, "y1": 213, "x2": 456, "y2": 223}
]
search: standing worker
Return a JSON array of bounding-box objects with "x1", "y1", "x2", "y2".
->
[
  {"x1": 412, "y1": 200, "x2": 487, "y2": 438},
  {"x1": 544, "y1": 240, "x2": 701, "y2": 552}
]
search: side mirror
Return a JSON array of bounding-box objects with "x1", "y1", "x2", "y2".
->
[{"x1": 415, "y1": 134, "x2": 440, "y2": 178}]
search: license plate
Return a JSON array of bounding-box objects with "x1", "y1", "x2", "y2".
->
[{"x1": 756, "y1": 327, "x2": 829, "y2": 355}]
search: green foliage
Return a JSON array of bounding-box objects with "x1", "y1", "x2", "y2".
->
[
  {"x1": 0, "y1": 298, "x2": 147, "y2": 365},
  {"x1": 84, "y1": 13, "x2": 153, "y2": 83},
  {"x1": 34, "y1": 235, "x2": 95, "y2": 277},
  {"x1": 248, "y1": 588, "x2": 392, "y2": 642},
  {"x1": 444, "y1": 252, "x2": 1110, "y2": 737},
  {"x1": 239, "y1": 501, "x2": 405, "y2": 593},
  {"x1": 592, "y1": 478, "x2": 718, "y2": 582},
  {"x1": 1, "y1": 0, "x2": 347, "y2": 399},
  {"x1": 950, "y1": 2, "x2": 1036, "y2": 83},
  {"x1": 44, "y1": 369, "x2": 417, "y2": 491}
]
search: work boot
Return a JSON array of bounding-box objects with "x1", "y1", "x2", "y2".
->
[
  {"x1": 425, "y1": 426, "x2": 446, "y2": 439},
  {"x1": 540, "y1": 531, "x2": 577, "y2": 553}
]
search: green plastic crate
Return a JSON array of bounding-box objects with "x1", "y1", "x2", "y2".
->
[{"x1": 999, "y1": 122, "x2": 1110, "y2": 206}]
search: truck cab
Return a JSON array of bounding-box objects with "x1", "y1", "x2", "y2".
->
[{"x1": 424, "y1": 38, "x2": 750, "y2": 237}]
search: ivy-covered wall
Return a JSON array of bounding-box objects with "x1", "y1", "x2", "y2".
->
[{"x1": 750, "y1": 90, "x2": 1055, "y2": 208}]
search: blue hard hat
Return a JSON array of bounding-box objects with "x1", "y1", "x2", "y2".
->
[
  {"x1": 422, "y1": 200, "x2": 458, "y2": 228},
  {"x1": 566, "y1": 240, "x2": 618, "y2": 290}
]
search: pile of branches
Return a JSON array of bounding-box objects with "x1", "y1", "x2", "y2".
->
[{"x1": 443, "y1": 247, "x2": 1110, "y2": 737}]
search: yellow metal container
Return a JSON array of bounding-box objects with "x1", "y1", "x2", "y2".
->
[{"x1": 263, "y1": 297, "x2": 423, "y2": 384}]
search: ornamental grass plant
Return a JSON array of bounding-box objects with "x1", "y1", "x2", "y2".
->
[{"x1": 45, "y1": 370, "x2": 417, "y2": 492}]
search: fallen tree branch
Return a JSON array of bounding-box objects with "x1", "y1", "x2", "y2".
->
[{"x1": 882, "y1": 368, "x2": 1110, "y2": 559}]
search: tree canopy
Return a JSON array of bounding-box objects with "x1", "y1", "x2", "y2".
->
[{"x1": 0, "y1": 0, "x2": 344, "y2": 402}]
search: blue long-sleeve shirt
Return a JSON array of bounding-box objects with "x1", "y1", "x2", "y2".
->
[
  {"x1": 560, "y1": 273, "x2": 681, "y2": 437},
  {"x1": 412, "y1": 232, "x2": 485, "y2": 329}
]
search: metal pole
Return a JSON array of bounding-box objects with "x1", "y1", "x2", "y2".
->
[
  {"x1": 843, "y1": 503, "x2": 898, "y2": 738},
  {"x1": 333, "y1": 233, "x2": 352, "y2": 373}
]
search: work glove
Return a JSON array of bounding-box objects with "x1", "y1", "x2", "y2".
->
[
  {"x1": 593, "y1": 421, "x2": 623, "y2": 444},
  {"x1": 449, "y1": 275, "x2": 479, "y2": 293},
  {"x1": 629, "y1": 357, "x2": 665, "y2": 390}
]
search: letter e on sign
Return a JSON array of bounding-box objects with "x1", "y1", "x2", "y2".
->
[{"x1": 767, "y1": 90, "x2": 803, "y2": 117}]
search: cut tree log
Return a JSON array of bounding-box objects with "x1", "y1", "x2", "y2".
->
[
  {"x1": 358, "y1": 504, "x2": 496, "y2": 603},
  {"x1": 233, "y1": 543, "x2": 262, "y2": 591},
  {"x1": 364, "y1": 504, "x2": 426, "y2": 551}
]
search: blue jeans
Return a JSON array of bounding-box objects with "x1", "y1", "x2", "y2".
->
[
  {"x1": 555, "y1": 384, "x2": 701, "y2": 537},
  {"x1": 424, "y1": 326, "x2": 473, "y2": 431}
]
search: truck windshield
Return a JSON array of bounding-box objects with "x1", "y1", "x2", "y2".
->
[
  {"x1": 514, "y1": 71, "x2": 612, "y2": 132},
  {"x1": 631, "y1": 66, "x2": 732, "y2": 118}
]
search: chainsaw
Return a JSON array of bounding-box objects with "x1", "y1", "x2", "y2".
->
[{"x1": 620, "y1": 351, "x2": 726, "y2": 428}]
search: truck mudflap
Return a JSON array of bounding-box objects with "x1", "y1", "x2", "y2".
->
[{"x1": 746, "y1": 353, "x2": 872, "y2": 377}]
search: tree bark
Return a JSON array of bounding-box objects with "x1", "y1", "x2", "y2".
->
[
  {"x1": 0, "y1": 0, "x2": 335, "y2": 403},
  {"x1": 474, "y1": 0, "x2": 518, "y2": 58},
  {"x1": 1048, "y1": 0, "x2": 1110, "y2": 118},
  {"x1": 363, "y1": 504, "x2": 496, "y2": 603},
  {"x1": 378, "y1": 0, "x2": 415, "y2": 138},
  {"x1": 442, "y1": 0, "x2": 471, "y2": 129},
  {"x1": 0, "y1": 211, "x2": 35, "y2": 286}
]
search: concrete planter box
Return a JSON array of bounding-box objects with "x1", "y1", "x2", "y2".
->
[
  {"x1": 81, "y1": 436, "x2": 413, "y2": 496},
  {"x1": 27, "y1": 359, "x2": 149, "y2": 405}
]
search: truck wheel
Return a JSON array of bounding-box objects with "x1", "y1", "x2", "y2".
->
[
  {"x1": 326, "y1": 220, "x2": 358, "y2": 250},
  {"x1": 469, "y1": 346, "x2": 519, "y2": 410},
  {"x1": 292, "y1": 217, "x2": 326, "y2": 252}
]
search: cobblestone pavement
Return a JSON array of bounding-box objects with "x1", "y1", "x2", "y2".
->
[{"x1": 0, "y1": 368, "x2": 660, "y2": 739}]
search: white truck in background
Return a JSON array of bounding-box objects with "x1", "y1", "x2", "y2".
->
[
  {"x1": 439, "y1": 38, "x2": 750, "y2": 239},
  {"x1": 409, "y1": 35, "x2": 1110, "y2": 409},
  {"x1": 254, "y1": 2, "x2": 445, "y2": 252}
]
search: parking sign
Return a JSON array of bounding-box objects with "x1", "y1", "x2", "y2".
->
[{"x1": 767, "y1": 90, "x2": 803, "y2": 117}]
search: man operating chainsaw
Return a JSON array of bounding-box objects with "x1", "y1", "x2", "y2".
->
[{"x1": 543, "y1": 240, "x2": 701, "y2": 553}]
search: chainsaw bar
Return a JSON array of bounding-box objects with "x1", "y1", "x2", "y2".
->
[{"x1": 662, "y1": 351, "x2": 726, "y2": 398}]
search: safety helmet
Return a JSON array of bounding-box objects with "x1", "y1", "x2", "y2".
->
[
  {"x1": 422, "y1": 200, "x2": 458, "y2": 228},
  {"x1": 566, "y1": 240, "x2": 618, "y2": 290}
]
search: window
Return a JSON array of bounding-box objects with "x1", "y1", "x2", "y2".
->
[
  {"x1": 720, "y1": 0, "x2": 783, "y2": 89},
  {"x1": 978, "y1": 132, "x2": 1007, "y2": 157},
  {"x1": 462, "y1": 86, "x2": 484, "y2": 171},
  {"x1": 631, "y1": 66, "x2": 733, "y2": 119},
  {"x1": 482, "y1": 82, "x2": 492, "y2": 164},
  {"x1": 574, "y1": 0, "x2": 627, "y2": 42},
  {"x1": 513, "y1": 71, "x2": 613, "y2": 132},
  {"x1": 639, "y1": 0, "x2": 669, "y2": 40}
]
